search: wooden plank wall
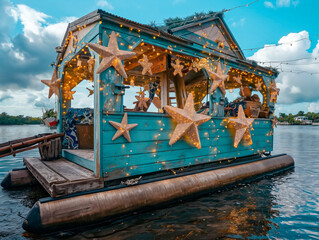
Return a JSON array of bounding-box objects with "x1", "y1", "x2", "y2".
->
[{"x1": 101, "y1": 113, "x2": 273, "y2": 180}]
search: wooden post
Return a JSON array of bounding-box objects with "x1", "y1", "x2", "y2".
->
[{"x1": 160, "y1": 72, "x2": 168, "y2": 109}]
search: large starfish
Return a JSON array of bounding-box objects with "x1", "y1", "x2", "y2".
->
[
  {"x1": 87, "y1": 31, "x2": 136, "y2": 78},
  {"x1": 164, "y1": 93, "x2": 211, "y2": 149},
  {"x1": 138, "y1": 55, "x2": 153, "y2": 75},
  {"x1": 228, "y1": 105, "x2": 254, "y2": 148},
  {"x1": 41, "y1": 70, "x2": 61, "y2": 99},
  {"x1": 207, "y1": 62, "x2": 228, "y2": 95},
  {"x1": 109, "y1": 113, "x2": 138, "y2": 142},
  {"x1": 171, "y1": 59, "x2": 184, "y2": 77}
]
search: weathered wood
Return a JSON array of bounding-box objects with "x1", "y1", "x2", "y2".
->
[
  {"x1": 24, "y1": 157, "x2": 103, "y2": 197},
  {"x1": 1, "y1": 168, "x2": 37, "y2": 189},
  {"x1": 39, "y1": 138, "x2": 63, "y2": 161},
  {"x1": 24, "y1": 158, "x2": 67, "y2": 195},
  {"x1": 22, "y1": 155, "x2": 294, "y2": 233},
  {"x1": 42, "y1": 158, "x2": 96, "y2": 181},
  {"x1": 0, "y1": 133, "x2": 64, "y2": 154},
  {"x1": 52, "y1": 178, "x2": 103, "y2": 197},
  {"x1": 63, "y1": 149, "x2": 94, "y2": 161}
]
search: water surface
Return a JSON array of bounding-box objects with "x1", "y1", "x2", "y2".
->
[{"x1": 0, "y1": 125, "x2": 318, "y2": 239}]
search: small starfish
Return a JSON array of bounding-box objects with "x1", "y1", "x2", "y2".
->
[
  {"x1": 171, "y1": 59, "x2": 184, "y2": 77},
  {"x1": 255, "y1": 80, "x2": 263, "y2": 91},
  {"x1": 234, "y1": 75, "x2": 242, "y2": 85},
  {"x1": 138, "y1": 55, "x2": 153, "y2": 75},
  {"x1": 86, "y1": 86, "x2": 94, "y2": 97}
]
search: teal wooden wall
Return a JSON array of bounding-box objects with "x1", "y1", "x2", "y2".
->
[
  {"x1": 101, "y1": 113, "x2": 273, "y2": 180},
  {"x1": 56, "y1": 16, "x2": 277, "y2": 179}
]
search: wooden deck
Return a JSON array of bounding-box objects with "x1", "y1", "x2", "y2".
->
[
  {"x1": 63, "y1": 149, "x2": 94, "y2": 161},
  {"x1": 24, "y1": 157, "x2": 104, "y2": 197}
]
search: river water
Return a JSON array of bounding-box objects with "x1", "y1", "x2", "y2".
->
[{"x1": 0, "y1": 125, "x2": 318, "y2": 239}]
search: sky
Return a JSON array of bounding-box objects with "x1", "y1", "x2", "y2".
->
[{"x1": 0, "y1": 0, "x2": 319, "y2": 116}]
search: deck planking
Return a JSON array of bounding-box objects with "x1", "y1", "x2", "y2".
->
[
  {"x1": 63, "y1": 149, "x2": 94, "y2": 161},
  {"x1": 24, "y1": 157, "x2": 103, "y2": 197}
]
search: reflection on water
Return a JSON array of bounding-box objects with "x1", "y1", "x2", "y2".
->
[{"x1": 0, "y1": 125, "x2": 318, "y2": 239}]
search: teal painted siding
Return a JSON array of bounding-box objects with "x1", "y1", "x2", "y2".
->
[
  {"x1": 101, "y1": 113, "x2": 273, "y2": 180},
  {"x1": 62, "y1": 150, "x2": 95, "y2": 171}
]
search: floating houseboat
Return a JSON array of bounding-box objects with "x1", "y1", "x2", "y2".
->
[{"x1": 1, "y1": 9, "x2": 294, "y2": 233}]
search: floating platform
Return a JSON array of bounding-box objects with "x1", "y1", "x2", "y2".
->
[
  {"x1": 20, "y1": 154, "x2": 294, "y2": 233},
  {"x1": 23, "y1": 157, "x2": 103, "y2": 197}
]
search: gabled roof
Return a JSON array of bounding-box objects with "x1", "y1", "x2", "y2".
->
[
  {"x1": 56, "y1": 9, "x2": 278, "y2": 77},
  {"x1": 169, "y1": 14, "x2": 245, "y2": 60}
]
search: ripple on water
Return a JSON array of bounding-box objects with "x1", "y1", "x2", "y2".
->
[{"x1": 0, "y1": 125, "x2": 318, "y2": 240}]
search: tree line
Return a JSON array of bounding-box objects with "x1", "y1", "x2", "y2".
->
[
  {"x1": 277, "y1": 111, "x2": 319, "y2": 124},
  {"x1": 0, "y1": 112, "x2": 41, "y2": 125}
]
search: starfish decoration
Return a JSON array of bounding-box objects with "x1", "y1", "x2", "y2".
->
[
  {"x1": 207, "y1": 62, "x2": 228, "y2": 95},
  {"x1": 138, "y1": 55, "x2": 153, "y2": 75},
  {"x1": 234, "y1": 75, "x2": 242, "y2": 85},
  {"x1": 64, "y1": 90, "x2": 76, "y2": 100},
  {"x1": 134, "y1": 91, "x2": 150, "y2": 110},
  {"x1": 189, "y1": 60, "x2": 199, "y2": 72},
  {"x1": 171, "y1": 59, "x2": 184, "y2": 77},
  {"x1": 86, "y1": 86, "x2": 94, "y2": 97},
  {"x1": 228, "y1": 105, "x2": 254, "y2": 148},
  {"x1": 41, "y1": 70, "x2": 61, "y2": 98},
  {"x1": 109, "y1": 113, "x2": 138, "y2": 142},
  {"x1": 255, "y1": 80, "x2": 263, "y2": 91},
  {"x1": 164, "y1": 93, "x2": 211, "y2": 149},
  {"x1": 136, "y1": 88, "x2": 146, "y2": 97},
  {"x1": 87, "y1": 31, "x2": 136, "y2": 78},
  {"x1": 270, "y1": 86, "x2": 280, "y2": 103},
  {"x1": 271, "y1": 117, "x2": 278, "y2": 128}
]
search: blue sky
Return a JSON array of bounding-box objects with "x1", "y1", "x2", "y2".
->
[{"x1": 1, "y1": 0, "x2": 319, "y2": 116}]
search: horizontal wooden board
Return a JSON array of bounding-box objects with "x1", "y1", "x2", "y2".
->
[
  {"x1": 102, "y1": 125, "x2": 272, "y2": 145},
  {"x1": 100, "y1": 114, "x2": 273, "y2": 181},
  {"x1": 102, "y1": 134, "x2": 272, "y2": 158},
  {"x1": 102, "y1": 114, "x2": 272, "y2": 132},
  {"x1": 42, "y1": 159, "x2": 96, "y2": 182},
  {"x1": 103, "y1": 148, "x2": 268, "y2": 180},
  {"x1": 24, "y1": 158, "x2": 67, "y2": 187},
  {"x1": 24, "y1": 157, "x2": 103, "y2": 197},
  {"x1": 102, "y1": 141, "x2": 272, "y2": 172}
]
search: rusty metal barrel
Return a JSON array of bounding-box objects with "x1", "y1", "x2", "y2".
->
[{"x1": 23, "y1": 154, "x2": 294, "y2": 233}]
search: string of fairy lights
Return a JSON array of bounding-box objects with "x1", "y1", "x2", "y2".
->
[{"x1": 38, "y1": 2, "x2": 281, "y2": 177}]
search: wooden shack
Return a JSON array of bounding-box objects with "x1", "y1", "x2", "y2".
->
[
  {"x1": 49, "y1": 9, "x2": 279, "y2": 181},
  {"x1": 0, "y1": 9, "x2": 295, "y2": 233}
]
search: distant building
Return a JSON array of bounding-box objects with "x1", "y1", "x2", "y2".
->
[{"x1": 294, "y1": 116, "x2": 312, "y2": 124}]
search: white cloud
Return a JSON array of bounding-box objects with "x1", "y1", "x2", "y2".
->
[
  {"x1": 264, "y1": 0, "x2": 299, "y2": 8},
  {"x1": 231, "y1": 18, "x2": 246, "y2": 27},
  {"x1": 0, "y1": 88, "x2": 56, "y2": 117},
  {"x1": 0, "y1": 0, "x2": 78, "y2": 116},
  {"x1": 97, "y1": 0, "x2": 114, "y2": 10},
  {"x1": 308, "y1": 102, "x2": 319, "y2": 113},
  {"x1": 248, "y1": 31, "x2": 319, "y2": 109},
  {"x1": 277, "y1": 0, "x2": 290, "y2": 7},
  {"x1": 264, "y1": 1, "x2": 275, "y2": 8}
]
